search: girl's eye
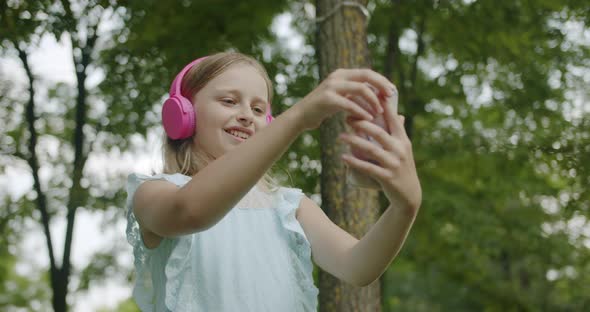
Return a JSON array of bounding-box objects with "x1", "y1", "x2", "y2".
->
[
  {"x1": 254, "y1": 107, "x2": 265, "y2": 114},
  {"x1": 221, "y1": 98, "x2": 236, "y2": 104}
]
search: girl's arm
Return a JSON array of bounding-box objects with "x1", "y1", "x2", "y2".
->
[
  {"x1": 136, "y1": 69, "x2": 394, "y2": 239},
  {"x1": 298, "y1": 106, "x2": 422, "y2": 287},
  {"x1": 343, "y1": 203, "x2": 417, "y2": 287},
  {"x1": 134, "y1": 107, "x2": 303, "y2": 242},
  {"x1": 175, "y1": 107, "x2": 304, "y2": 234},
  {"x1": 297, "y1": 195, "x2": 417, "y2": 287}
]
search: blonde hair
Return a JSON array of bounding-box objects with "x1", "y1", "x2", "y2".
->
[{"x1": 160, "y1": 52, "x2": 283, "y2": 193}]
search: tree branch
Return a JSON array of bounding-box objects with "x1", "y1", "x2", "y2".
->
[
  {"x1": 14, "y1": 41, "x2": 58, "y2": 276},
  {"x1": 62, "y1": 5, "x2": 103, "y2": 281}
]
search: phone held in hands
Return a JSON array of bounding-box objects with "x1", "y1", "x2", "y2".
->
[{"x1": 346, "y1": 84, "x2": 398, "y2": 189}]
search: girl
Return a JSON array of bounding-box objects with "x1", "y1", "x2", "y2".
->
[{"x1": 126, "y1": 52, "x2": 422, "y2": 311}]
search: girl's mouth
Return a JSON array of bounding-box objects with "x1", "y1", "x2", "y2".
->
[{"x1": 224, "y1": 129, "x2": 246, "y2": 142}]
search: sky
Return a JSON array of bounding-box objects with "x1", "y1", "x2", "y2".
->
[{"x1": 0, "y1": 11, "x2": 304, "y2": 312}]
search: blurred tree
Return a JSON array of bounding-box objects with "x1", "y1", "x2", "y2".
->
[
  {"x1": 2, "y1": 0, "x2": 588, "y2": 311},
  {"x1": 269, "y1": 0, "x2": 590, "y2": 310},
  {"x1": 93, "y1": 0, "x2": 590, "y2": 310},
  {"x1": 1, "y1": 1, "x2": 148, "y2": 311},
  {"x1": 314, "y1": 0, "x2": 384, "y2": 311},
  {"x1": 0, "y1": 194, "x2": 51, "y2": 309},
  {"x1": 364, "y1": 0, "x2": 590, "y2": 310}
]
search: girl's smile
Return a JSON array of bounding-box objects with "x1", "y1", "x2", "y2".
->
[
  {"x1": 224, "y1": 126, "x2": 254, "y2": 142},
  {"x1": 224, "y1": 129, "x2": 247, "y2": 142}
]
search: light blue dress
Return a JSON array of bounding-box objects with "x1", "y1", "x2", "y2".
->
[{"x1": 125, "y1": 172, "x2": 319, "y2": 311}]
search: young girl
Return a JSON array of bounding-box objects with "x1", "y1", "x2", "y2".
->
[{"x1": 126, "y1": 52, "x2": 422, "y2": 311}]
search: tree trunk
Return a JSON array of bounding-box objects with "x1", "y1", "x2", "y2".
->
[
  {"x1": 52, "y1": 270, "x2": 67, "y2": 312},
  {"x1": 314, "y1": 0, "x2": 382, "y2": 311}
]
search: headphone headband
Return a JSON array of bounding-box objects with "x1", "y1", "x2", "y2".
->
[{"x1": 169, "y1": 56, "x2": 209, "y2": 96}]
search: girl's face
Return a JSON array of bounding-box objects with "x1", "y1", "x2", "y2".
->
[{"x1": 191, "y1": 63, "x2": 270, "y2": 158}]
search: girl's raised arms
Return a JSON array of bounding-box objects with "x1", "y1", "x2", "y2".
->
[{"x1": 133, "y1": 68, "x2": 396, "y2": 249}]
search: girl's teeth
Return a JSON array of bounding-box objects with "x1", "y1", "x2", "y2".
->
[{"x1": 226, "y1": 130, "x2": 248, "y2": 139}]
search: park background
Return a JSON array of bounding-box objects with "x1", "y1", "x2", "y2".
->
[{"x1": 1, "y1": 0, "x2": 589, "y2": 311}]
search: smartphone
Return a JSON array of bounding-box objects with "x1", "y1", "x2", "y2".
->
[{"x1": 346, "y1": 84, "x2": 398, "y2": 189}]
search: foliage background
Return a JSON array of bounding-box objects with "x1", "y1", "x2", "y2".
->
[{"x1": 0, "y1": 0, "x2": 588, "y2": 311}]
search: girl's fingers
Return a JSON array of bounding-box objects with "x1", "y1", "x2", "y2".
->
[
  {"x1": 334, "y1": 81, "x2": 381, "y2": 116},
  {"x1": 346, "y1": 119, "x2": 405, "y2": 155},
  {"x1": 339, "y1": 132, "x2": 401, "y2": 170},
  {"x1": 388, "y1": 114, "x2": 407, "y2": 139},
  {"x1": 338, "y1": 68, "x2": 395, "y2": 100},
  {"x1": 338, "y1": 95, "x2": 374, "y2": 121},
  {"x1": 341, "y1": 153, "x2": 393, "y2": 183},
  {"x1": 381, "y1": 90, "x2": 397, "y2": 134}
]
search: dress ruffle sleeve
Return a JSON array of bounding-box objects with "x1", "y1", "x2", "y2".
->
[
  {"x1": 274, "y1": 187, "x2": 320, "y2": 311},
  {"x1": 125, "y1": 172, "x2": 189, "y2": 312},
  {"x1": 163, "y1": 227, "x2": 195, "y2": 311}
]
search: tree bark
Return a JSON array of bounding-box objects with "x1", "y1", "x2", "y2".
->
[{"x1": 315, "y1": 0, "x2": 382, "y2": 310}]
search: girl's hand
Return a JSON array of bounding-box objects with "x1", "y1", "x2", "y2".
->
[
  {"x1": 338, "y1": 109, "x2": 422, "y2": 216},
  {"x1": 293, "y1": 69, "x2": 396, "y2": 131}
]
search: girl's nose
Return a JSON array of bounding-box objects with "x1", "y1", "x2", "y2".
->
[{"x1": 237, "y1": 106, "x2": 254, "y2": 123}]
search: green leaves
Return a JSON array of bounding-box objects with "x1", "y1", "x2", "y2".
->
[
  {"x1": 367, "y1": 0, "x2": 590, "y2": 310},
  {"x1": 2, "y1": 0, "x2": 588, "y2": 309}
]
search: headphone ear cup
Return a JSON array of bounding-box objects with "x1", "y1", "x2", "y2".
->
[
  {"x1": 266, "y1": 114, "x2": 274, "y2": 124},
  {"x1": 162, "y1": 95, "x2": 196, "y2": 140}
]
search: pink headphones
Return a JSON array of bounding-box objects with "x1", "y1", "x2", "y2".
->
[{"x1": 162, "y1": 56, "x2": 275, "y2": 140}]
